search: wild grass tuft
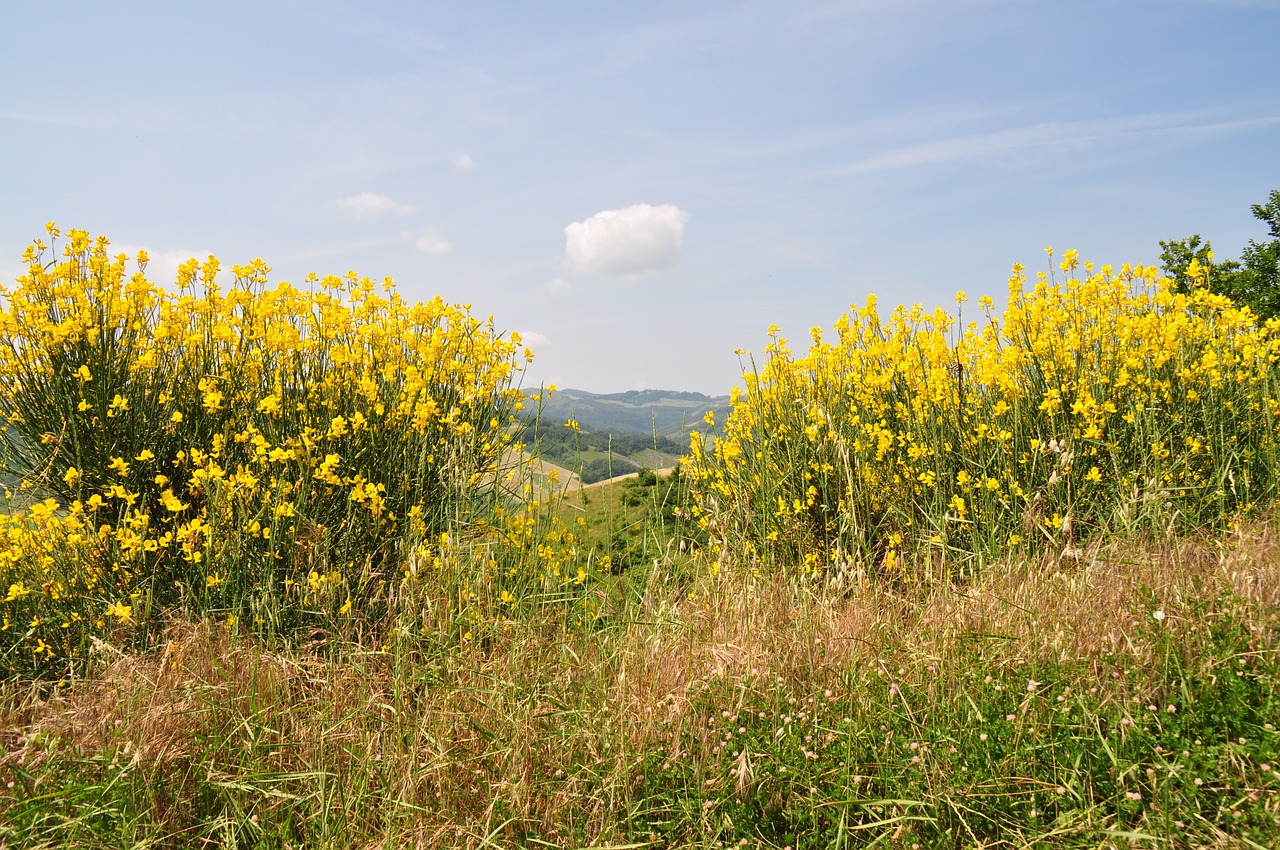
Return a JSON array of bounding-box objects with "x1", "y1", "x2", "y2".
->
[{"x1": 3, "y1": 517, "x2": 1277, "y2": 847}]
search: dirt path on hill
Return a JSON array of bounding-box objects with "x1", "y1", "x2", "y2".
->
[{"x1": 581, "y1": 466, "x2": 676, "y2": 490}]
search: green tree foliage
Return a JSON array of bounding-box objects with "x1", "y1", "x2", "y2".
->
[
  {"x1": 580, "y1": 457, "x2": 638, "y2": 484},
  {"x1": 1239, "y1": 189, "x2": 1280, "y2": 311},
  {"x1": 1160, "y1": 189, "x2": 1280, "y2": 320},
  {"x1": 1157, "y1": 234, "x2": 1239, "y2": 293}
]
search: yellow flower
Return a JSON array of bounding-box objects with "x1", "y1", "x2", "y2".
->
[
  {"x1": 104, "y1": 601, "x2": 132, "y2": 623},
  {"x1": 63, "y1": 467, "x2": 81, "y2": 487},
  {"x1": 160, "y1": 489, "x2": 189, "y2": 512}
]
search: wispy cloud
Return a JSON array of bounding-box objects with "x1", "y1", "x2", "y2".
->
[
  {"x1": 1167, "y1": 0, "x2": 1280, "y2": 8},
  {"x1": 414, "y1": 232, "x2": 453, "y2": 255},
  {"x1": 542, "y1": 277, "x2": 573, "y2": 297},
  {"x1": 302, "y1": 0, "x2": 445, "y2": 54},
  {"x1": 825, "y1": 111, "x2": 1280, "y2": 176},
  {"x1": 335, "y1": 191, "x2": 416, "y2": 217},
  {"x1": 452, "y1": 150, "x2": 474, "y2": 171},
  {"x1": 792, "y1": 0, "x2": 996, "y2": 23},
  {"x1": 0, "y1": 101, "x2": 178, "y2": 130},
  {"x1": 1, "y1": 110, "x2": 113, "y2": 129}
]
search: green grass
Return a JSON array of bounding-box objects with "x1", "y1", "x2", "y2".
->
[
  {"x1": 3, "y1": 516, "x2": 1278, "y2": 848},
  {"x1": 554, "y1": 466, "x2": 704, "y2": 577}
]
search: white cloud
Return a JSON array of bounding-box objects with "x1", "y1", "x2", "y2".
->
[
  {"x1": 414, "y1": 232, "x2": 453, "y2": 255},
  {"x1": 452, "y1": 150, "x2": 474, "y2": 171},
  {"x1": 542, "y1": 277, "x2": 573, "y2": 297},
  {"x1": 518, "y1": 330, "x2": 549, "y2": 349},
  {"x1": 115, "y1": 245, "x2": 213, "y2": 285},
  {"x1": 335, "y1": 191, "x2": 416, "y2": 217},
  {"x1": 563, "y1": 203, "x2": 690, "y2": 277}
]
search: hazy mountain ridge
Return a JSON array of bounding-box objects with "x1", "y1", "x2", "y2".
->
[
  {"x1": 557, "y1": 388, "x2": 718, "y2": 405},
  {"x1": 522, "y1": 388, "x2": 730, "y2": 437}
]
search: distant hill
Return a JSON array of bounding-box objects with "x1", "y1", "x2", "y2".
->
[
  {"x1": 521, "y1": 388, "x2": 730, "y2": 437},
  {"x1": 519, "y1": 388, "x2": 731, "y2": 484}
]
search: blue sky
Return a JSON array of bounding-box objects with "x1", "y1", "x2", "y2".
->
[{"x1": 3, "y1": 0, "x2": 1278, "y2": 394}]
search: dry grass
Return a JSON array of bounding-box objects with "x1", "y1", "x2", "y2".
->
[{"x1": 3, "y1": 519, "x2": 1278, "y2": 847}]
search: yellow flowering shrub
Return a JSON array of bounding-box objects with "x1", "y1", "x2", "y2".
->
[
  {"x1": 0, "y1": 226, "x2": 541, "y2": 676},
  {"x1": 686, "y1": 252, "x2": 1280, "y2": 581}
]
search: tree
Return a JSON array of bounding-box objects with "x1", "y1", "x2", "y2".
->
[
  {"x1": 1158, "y1": 233, "x2": 1234, "y2": 294},
  {"x1": 1159, "y1": 189, "x2": 1280, "y2": 321},
  {"x1": 1237, "y1": 189, "x2": 1280, "y2": 317}
]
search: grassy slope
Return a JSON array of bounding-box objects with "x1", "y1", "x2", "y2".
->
[
  {"x1": 2, "y1": 495, "x2": 1278, "y2": 848},
  {"x1": 553, "y1": 445, "x2": 682, "y2": 474}
]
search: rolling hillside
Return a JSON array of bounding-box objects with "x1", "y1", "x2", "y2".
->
[
  {"x1": 519, "y1": 388, "x2": 729, "y2": 483},
  {"x1": 521, "y1": 388, "x2": 729, "y2": 436}
]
